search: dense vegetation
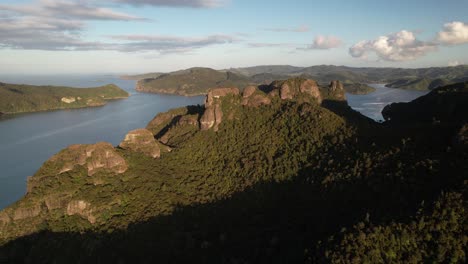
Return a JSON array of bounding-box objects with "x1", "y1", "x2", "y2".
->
[
  {"x1": 0, "y1": 80, "x2": 466, "y2": 263},
  {"x1": 136, "y1": 67, "x2": 251, "y2": 96},
  {"x1": 0, "y1": 82, "x2": 129, "y2": 114}
]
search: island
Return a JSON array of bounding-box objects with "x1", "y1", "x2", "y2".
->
[
  {"x1": 0, "y1": 78, "x2": 466, "y2": 263},
  {"x1": 0, "y1": 82, "x2": 129, "y2": 115}
]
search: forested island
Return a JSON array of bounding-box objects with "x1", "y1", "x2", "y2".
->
[{"x1": 0, "y1": 82, "x2": 129, "y2": 115}]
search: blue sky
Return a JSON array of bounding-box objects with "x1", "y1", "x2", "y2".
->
[{"x1": 0, "y1": 0, "x2": 467, "y2": 74}]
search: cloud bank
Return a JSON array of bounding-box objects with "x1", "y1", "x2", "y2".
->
[
  {"x1": 437, "y1": 21, "x2": 468, "y2": 45},
  {"x1": 349, "y1": 30, "x2": 436, "y2": 61},
  {"x1": 308, "y1": 35, "x2": 342, "y2": 49}
]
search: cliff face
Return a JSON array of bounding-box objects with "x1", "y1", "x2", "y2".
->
[{"x1": 119, "y1": 129, "x2": 161, "y2": 158}]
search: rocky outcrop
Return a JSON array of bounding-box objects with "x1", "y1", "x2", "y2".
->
[
  {"x1": 241, "y1": 86, "x2": 272, "y2": 107},
  {"x1": 66, "y1": 200, "x2": 96, "y2": 224},
  {"x1": 301, "y1": 80, "x2": 322, "y2": 103},
  {"x1": 243, "y1": 86, "x2": 257, "y2": 98},
  {"x1": 61, "y1": 97, "x2": 76, "y2": 104},
  {"x1": 44, "y1": 194, "x2": 70, "y2": 211},
  {"x1": 46, "y1": 142, "x2": 128, "y2": 176},
  {"x1": 328, "y1": 80, "x2": 346, "y2": 101},
  {"x1": 12, "y1": 205, "x2": 42, "y2": 221},
  {"x1": 0, "y1": 211, "x2": 11, "y2": 227},
  {"x1": 119, "y1": 129, "x2": 161, "y2": 158},
  {"x1": 200, "y1": 88, "x2": 240, "y2": 131},
  {"x1": 271, "y1": 78, "x2": 322, "y2": 103}
]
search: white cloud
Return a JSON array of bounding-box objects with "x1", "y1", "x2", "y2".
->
[
  {"x1": 309, "y1": 35, "x2": 342, "y2": 49},
  {"x1": 437, "y1": 21, "x2": 468, "y2": 45},
  {"x1": 0, "y1": 0, "x2": 144, "y2": 21},
  {"x1": 349, "y1": 30, "x2": 436, "y2": 61}
]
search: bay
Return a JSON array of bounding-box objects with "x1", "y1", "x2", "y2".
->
[{"x1": 0, "y1": 75, "x2": 204, "y2": 209}]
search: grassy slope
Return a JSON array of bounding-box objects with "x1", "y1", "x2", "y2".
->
[
  {"x1": 0, "y1": 82, "x2": 129, "y2": 114},
  {"x1": 0, "y1": 82, "x2": 465, "y2": 263}
]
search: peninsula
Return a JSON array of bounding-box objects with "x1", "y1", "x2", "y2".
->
[{"x1": 0, "y1": 82, "x2": 129, "y2": 115}]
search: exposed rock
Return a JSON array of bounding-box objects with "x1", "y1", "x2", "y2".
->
[
  {"x1": 12, "y1": 205, "x2": 42, "y2": 221},
  {"x1": 242, "y1": 94, "x2": 272, "y2": 107},
  {"x1": 213, "y1": 104, "x2": 223, "y2": 132},
  {"x1": 200, "y1": 107, "x2": 216, "y2": 130},
  {"x1": 177, "y1": 115, "x2": 199, "y2": 126},
  {"x1": 328, "y1": 80, "x2": 346, "y2": 101},
  {"x1": 276, "y1": 78, "x2": 323, "y2": 103},
  {"x1": 66, "y1": 200, "x2": 96, "y2": 224},
  {"x1": 47, "y1": 142, "x2": 127, "y2": 176},
  {"x1": 200, "y1": 88, "x2": 240, "y2": 131},
  {"x1": 44, "y1": 194, "x2": 69, "y2": 211},
  {"x1": 0, "y1": 212, "x2": 11, "y2": 227},
  {"x1": 61, "y1": 97, "x2": 76, "y2": 104},
  {"x1": 300, "y1": 80, "x2": 322, "y2": 103},
  {"x1": 280, "y1": 83, "x2": 293, "y2": 100},
  {"x1": 119, "y1": 129, "x2": 160, "y2": 158},
  {"x1": 147, "y1": 111, "x2": 179, "y2": 130},
  {"x1": 268, "y1": 89, "x2": 279, "y2": 98},
  {"x1": 243, "y1": 86, "x2": 257, "y2": 98}
]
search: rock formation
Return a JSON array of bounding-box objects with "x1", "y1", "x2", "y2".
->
[
  {"x1": 45, "y1": 142, "x2": 128, "y2": 176},
  {"x1": 66, "y1": 200, "x2": 96, "y2": 224},
  {"x1": 119, "y1": 129, "x2": 161, "y2": 158},
  {"x1": 200, "y1": 88, "x2": 240, "y2": 131},
  {"x1": 328, "y1": 80, "x2": 346, "y2": 101},
  {"x1": 270, "y1": 78, "x2": 322, "y2": 103},
  {"x1": 242, "y1": 86, "x2": 257, "y2": 98},
  {"x1": 241, "y1": 86, "x2": 271, "y2": 107},
  {"x1": 12, "y1": 205, "x2": 42, "y2": 221},
  {"x1": 61, "y1": 97, "x2": 76, "y2": 104}
]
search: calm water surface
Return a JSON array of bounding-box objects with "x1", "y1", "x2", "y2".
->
[
  {"x1": 347, "y1": 83, "x2": 429, "y2": 121},
  {"x1": 0, "y1": 75, "x2": 204, "y2": 209},
  {"x1": 0, "y1": 78, "x2": 428, "y2": 209}
]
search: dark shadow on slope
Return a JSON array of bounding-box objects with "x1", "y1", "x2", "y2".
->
[
  {"x1": 0, "y1": 143, "x2": 463, "y2": 264},
  {"x1": 154, "y1": 105, "x2": 204, "y2": 140}
]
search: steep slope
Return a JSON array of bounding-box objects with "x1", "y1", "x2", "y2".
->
[
  {"x1": 382, "y1": 81, "x2": 468, "y2": 122},
  {"x1": 136, "y1": 67, "x2": 251, "y2": 96},
  {"x1": 0, "y1": 82, "x2": 129, "y2": 114},
  {"x1": 0, "y1": 80, "x2": 466, "y2": 263}
]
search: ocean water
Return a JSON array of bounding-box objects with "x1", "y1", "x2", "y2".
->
[
  {"x1": 0, "y1": 77, "x2": 428, "y2": 209},
  {"x1": 347, "y1": 83, "x2": 429, "y2": 121}
]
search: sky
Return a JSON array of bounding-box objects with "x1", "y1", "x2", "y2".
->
[{"x1": 0, "y1": 0, "x2": 467, "y2": 74}]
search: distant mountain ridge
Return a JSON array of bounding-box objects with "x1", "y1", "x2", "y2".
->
[{"x1": 128, "y1": 65, "x2": 468, "y2": 94}]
